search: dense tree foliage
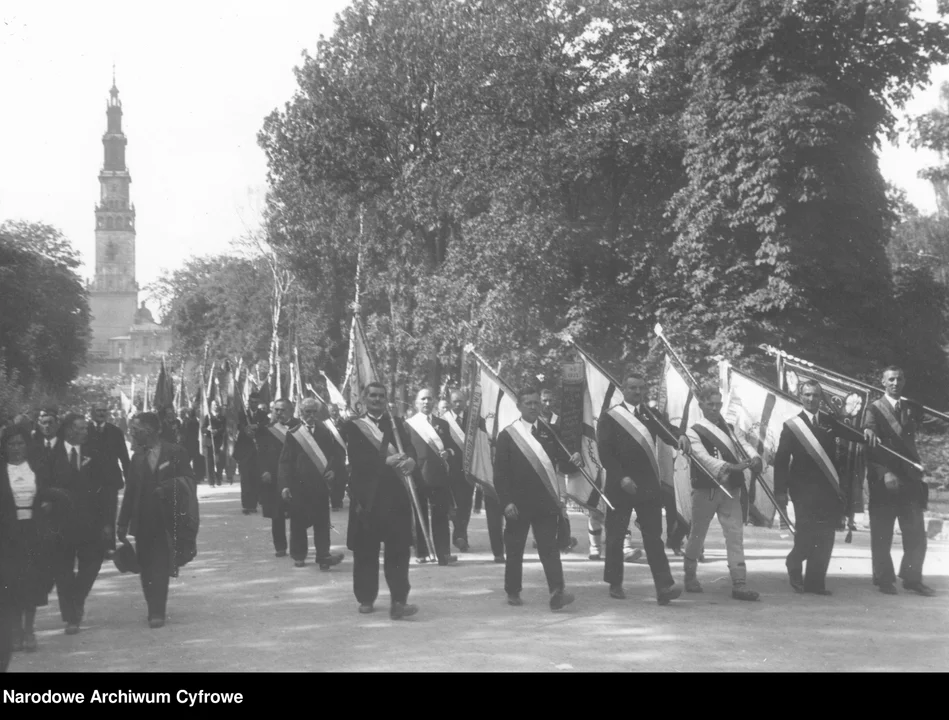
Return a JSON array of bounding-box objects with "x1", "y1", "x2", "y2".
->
[
  {"x1": 257, "y1": 0, "x2": 949, "y2": 404},
  {"x1": 0, "y1": 221, "x2": 91, "y2": 395}
]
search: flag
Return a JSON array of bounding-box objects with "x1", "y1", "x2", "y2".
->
[
  {"x1": 321, "y1": 371, "x2": 347, "y2": 411},
  {"x1": 143, "y1": 376, "x2": 150, "y2": 412},
  {"x1": 220, "y1": 360, "x2": 240, "y2": 444},
  {"x1": 153, "y1": 358, "x2": 175, "y2": 414},
  {"x1": 720, "y1": 361, "x2": 802, "y2": 528},
  {"x1": 176, "y1": 365, "x2": 186, "y2": 414},
  {"x1": 120, "y1": 390, "x2": 134, "y2": 416},
  {"x1": 659, "y1": 356, "x2": 702, "y2": 526},
  {"x1": 566, "y1": 347, "x2": 620, "y2": 516},
  {"x1": 463, "y1": 357, "x2": 519, "y2": 502},
  {"x1": 256, "y1": 375, "x2": 272, "y2": 409},
  {"x1": 342, "y1": 315, "x2": 381, "y2": 413}
]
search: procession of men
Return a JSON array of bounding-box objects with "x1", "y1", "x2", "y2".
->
[{"x1": 0, "y1": 354, "x2": 942, "y2": 674}]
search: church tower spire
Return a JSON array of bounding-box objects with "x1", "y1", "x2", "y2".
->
[{"x1": 89, "y1": 74, "x2": 139, "y2": 357}]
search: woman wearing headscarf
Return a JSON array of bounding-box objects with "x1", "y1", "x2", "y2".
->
[{"x1": 0, "y1": 425, "x2": 60, "y2": 652}]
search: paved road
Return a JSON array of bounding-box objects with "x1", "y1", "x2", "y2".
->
[{"x1": 9, "y1": 483, "x2": 949, "y2": 672}]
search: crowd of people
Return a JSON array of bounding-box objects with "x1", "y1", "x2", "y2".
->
[{"x1": 0, "y1": 363, "x2": 937, "y2": 672}]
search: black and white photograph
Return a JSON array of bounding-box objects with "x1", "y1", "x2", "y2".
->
[{"x1": 1, "y1": 0, "x2": 948, "y2": 675}]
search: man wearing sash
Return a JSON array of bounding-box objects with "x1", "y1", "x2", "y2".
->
[
  {"x1": 774, "y1": 380, "x2": 846, "y2": 595},
  {"x1": 278, "y1": 398, "x2": 345, "y2": 570},
  {"x1": 258, "y1": 399, "x2": 297, "y2": 558},
  {"x1": 540, "y1": 389, "x2": 577, "y2": 554},
  {"x1": 234, "y1": 395, "x2": 265, "y2": 516},
  {"x1": 445, "y1": 390, "x2": 474, "y2": 553},
  {"x1": 863, "y1": 367, "x2": 935, "y2": 596},
  {"x1": 406, "y1": 388, "x2": 458, "y2": 566},
  {"x1": 342, "y1": 382, "x2": 419, "y2": 620},
  {"x1": 683, "y1": 388, "x2": 762, "y2": 601},
  {"x1": 597, "y1": 374, "x2": 687, "y2": 605},
  {"x1": 495, "y1": 387, "x2": 583, "y2": 611}
]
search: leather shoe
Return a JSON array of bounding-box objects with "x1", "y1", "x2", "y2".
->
[
  {"x1": 390, "y1": 602, "x2": 418, "y2": 620},
  {"x1": 588, "y1": 552, "x2": 601, "y2": 560},
  {"x1": 507, "y1": 594, "x2": 523, "y2": 606},
  {"x1": 149, "y1": 617, "x2": 166, "y2": 629},
  {"x1": 657, "y1": 583, "x2": 682, "y2": 606},
  {"x1": 550, "y1": 590, "x2": 575, "y2": 611},
  {"x1": 454, "y1": 537, "x2": 469, "y2": 552},
  {"x1": 275, "y1": 550, "x2": 287, "y2": 558},
  {"x1": 624, "y1": 548, "x2": 644, "y2": 563},
  {"x1": 293, "y1": 560, "x2": 306, "y2": 568},
  {"x1": 878, "y1": 583, "x2": 898, "y2": 595},
  {"x1": 609, "y1": 585, "x2": 626, "y2": 600},
  {"x1": 65, "y1": 623, "x2": 80, "y2": 635},
  {"x1": 903, "y1": 582, "x2": 936, "y2": 597},
  {"x1": 787, "y1": 568, "x2": 805, "y2": 593},
  {"x1": 438, "y1": 555, "x2": 458, "y2": 566},
  {"x1": 493, "y1": 555, "x2": 506, "y2": 564},
  {"x1": 415, "y1": 556, "x2": 430, "y2": 565},
  {"x1": 804, "y1": 588, "x2": 832, "y2": 596},
  {"x1": 318, "y1": 553, "x2": 344, "y2": 570},
  {"x1": 358, "y1": 603, "x2": 375, "y2": 614}
]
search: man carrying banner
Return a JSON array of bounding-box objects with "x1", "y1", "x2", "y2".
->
[
  {"x1": 202, "y1": 401, "x2": 228, "y2": 487},
  {"x1": 774, "y1": 380, "x2": 847, "y2": 595},
  {"x1": 863, "y1": 367, "x2": 936, "y2": 597},
  {"x1": 325, "y1": 404, "x2": 349, "y2": 511},
  {"x1": 444, "y1": 390, "x2": 474, "y2": 552},
  {"x1": 234, "y1": 394, "x2": 266, "y2": 515},
  {"x1": 278, "y1": 398, "x2": 345, "y2": 571},
  {"x1": 495, "y1": 387, "x2": 583, "y2": 611},
  {"x1": 258, "y1": 399, "x2": 296, "y2": 558},
  {"x1": 598, "y1": 374, "x2": 687, "y2": 605},
  {"x1": 406, "y1": 388, "x2": 458, "y2": 566},
  {"x1": 683, "y1": 388, "x2": 762, "y2": 601},
  {"x1": 342, "y1": 382, "x2": 419, "y2": 620}
]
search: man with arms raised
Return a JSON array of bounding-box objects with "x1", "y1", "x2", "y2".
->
[
  {"x1": 343, "y1": 382, "x2": 419, "y2": 620},
  {"x1": 495, "y1": 387, "x2": 583, "y2": 611},
  {"x1": 278, "y1": 398, "x2": 345, "y2": 570},
  {"x1": 863, "y1": 367, "x2": 935, "y2": 596},
  {"x1": 683, "y1": 388, "x2": 762, "y2": 601},
  {"x1": 258, "y1": 399, "x2": 297, "y2": 558},
  {"x1": 597, "y1": 374, "x2": 687, "y2": 605},
  {"x1": 774, "y1": 380, "x2": 848, "y2": 595},
  {"x1": 406, "y1": 388, "x2": 457, "y2": 566}
]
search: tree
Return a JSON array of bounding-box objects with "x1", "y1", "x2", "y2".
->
[{"x1": 0, "y1": 221, "x2": 91, "y2": 392}]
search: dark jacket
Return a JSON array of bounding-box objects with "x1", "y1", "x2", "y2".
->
[
  {"x1": 342, "y1": 414, "x2": 416, "y2": 550},
  {"x1": 118, "y1": 441, "x2": 194, "y2": 539},
  {"x1": 180, "y1": 416, "x2": 200, "y2": 456},
  {"x1": 49, "y1": 441, "x2": 108, "y2": 545},
  {"x1": 406, "y1": 415, "x2": 453, "y2": 488},
  {"x1": 202, "y1": 414, "x2": 227, "y2": 452},
  {"x1": 277, "y1": 423, "x2": 344, "y2": 527},
  {"x1": 86, "y1": 421, "x2": 130, "y2": 492},
  {"x1": 773, "y1": 410, "x2": 843, "y2": 521},
  {"x1": 257, "y1": 420, "x2": 299, "y2": 519},
  {"x1": 863, "y1": 397, "x2": 927, "y2": 509},
  {"x1": 597, "y1": 404, "x2": 678, "y2": 509},
  {"x1": 494, "y1": 419, "x2": 573, "y2": 516}
]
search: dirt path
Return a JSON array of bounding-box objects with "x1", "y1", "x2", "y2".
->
[{"x1": 9, "y1": 483, "x2": 949, "y2": 672}]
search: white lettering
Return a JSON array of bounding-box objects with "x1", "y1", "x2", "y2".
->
[
  {"x1": 1, "y1": 691, "x2": 85, "y2": 704},
  {"x1": 175, "y1": 690, "x2": 243, "y2": 706}
]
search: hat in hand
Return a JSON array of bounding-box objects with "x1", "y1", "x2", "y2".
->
[{"x1": 113, "y1": 541, "x2": 141, "y2": 574}]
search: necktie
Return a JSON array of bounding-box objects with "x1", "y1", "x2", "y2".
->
[
  {"x1": 894, "y1": 400, "x2": 901, "y2": 418},
  {"x1": 531, "y1": 424, "x2": 540, "y2": 440},
  {"x1": 70, "y1": 447, "x2": 79, "y2": 471},
  {"x1": 46, "y1": 439, "x2": 52, "y2": 450}
]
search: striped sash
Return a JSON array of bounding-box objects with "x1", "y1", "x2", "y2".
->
[
  {"x1": 785, "y1": 415, "x2": 841, "y2": 497},
  {"x1": 443, "y1": 412, "x2": 466, "y2": 448},
  {"x1": 291, "y1": 425, "x2": 329, "y2": 479},
  {"x1": 607, "y1": 405, "x2": 660, "y2": 484},
  {"x1": 352, "y1": 417, "x2": 398, "y2": 458},
  {"x1": 267, "y1": 424, "x2": 288, "y2": 443},
  {"x1": 407, "y1": 414, "x2": 446, "y2": 455},
  {"x1": 323, "y1": 419, "x2": 347, "y2": 451},
  {"x1": 507, "y1": 421, "x2": 561, "y2": 504},
  {"x1": 691, "y1": 419, "x2": 740, "y2": 464}
]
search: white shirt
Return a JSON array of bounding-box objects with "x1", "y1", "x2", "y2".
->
[
  {"x1": 8, "y1": 462, "x2": 37, "y2": 520},
  {"x1": 520, "y1": 418, "x2": 538, "y2": 433},
  {"x1": 41, "y1": 435, "x2": 58, "y2": 449},
  {"x1": 803, "y1": 410, "x2": 817, "y2": 426},
  {"x1": 63, "y1": 441, "x2": 81, "y2": 469},
  {"x1": 884, "y1": 394, "x2": 900, "y2": 411}
]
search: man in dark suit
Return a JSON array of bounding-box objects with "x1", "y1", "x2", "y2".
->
[
  {"x1": 258, "y1": 399, "x2": 297, "y2": 558},
  {"x1": 202, "y1": 402, "x2": 227, "y2": 487},
  {"x1": 406, "y1": 388, "x2": 458, "y2": 566},
  {"x1": 325, "y1": 404, "x2": 349, "y2": 511},
  {"x1": 118, "y1": 412, "x2": 195, "y2": 628},
  {"x1": 29, "y1": 407, "x2": 59, "y2": 471},
  {"x1": 179, "y1": 408, "x2": 202, "y2": 480},
  {"x1": 863, "y1": 366, "x2": 936, "y2": 597},
  {"x1": 540, "y1": 389, "x2": 578, "y2": 554},
  {"x1": 444, "y1": 390, "x2": 474, "y2": 553},
  {"x1": 278, "y1": 398, "x2": 345, "y2": 570},
  {"x1": 49, "y1": 413, "x2": 110, "y2": 635},
  {"x1": 597, "y1": 374, "x2": 686, "y2": 605},
  {"x1": 88, "y1": 403, "x2": 130, "y2": 556},
  {"x1": 495, "y1": 387, "x2": 583, "y2": 611},
  {"x1": 234, "y1": 397, "x2": 265, "y2": 515},
  {"x1": 774, "y1": 380, "x2": 848, "y2": 595},
  {"x1": 342, "y1": 382, "x2": 419, "y2": 620}
]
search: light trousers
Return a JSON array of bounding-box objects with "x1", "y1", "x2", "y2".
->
[{"x1": 684, "y1": 487, "x2": 745, "y2": 569}]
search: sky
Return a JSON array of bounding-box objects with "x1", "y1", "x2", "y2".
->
[{"x1": 1, "y1": 0, "x2": 947, "y2": 320}]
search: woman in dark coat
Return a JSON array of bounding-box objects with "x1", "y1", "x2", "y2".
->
[{"x1": 0, "y1": 425, "x2": 60, "y2": 652}]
